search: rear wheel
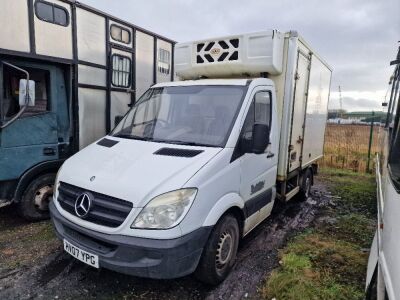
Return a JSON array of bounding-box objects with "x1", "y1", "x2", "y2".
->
[
  {"x1": 195, "y1": 214, "x2": 239, "y2": 285},
  {"x1": 17, "y1": 173, "x2": 55, "y2": 221},
  {"x1": 300, "y1": 168, "x2": 313, "y2": 200}
]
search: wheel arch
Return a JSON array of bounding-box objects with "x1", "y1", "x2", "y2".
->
[
  {"x1": 13, "y1": 159, "x2": 65, "y2": 203},
  {"x1": 202, "y1": 193, "x2": 246, "y2": 234}
]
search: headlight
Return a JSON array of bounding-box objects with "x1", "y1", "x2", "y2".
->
[{"x1": 131, "y1": 188, "x2": 197, "y2": 229}]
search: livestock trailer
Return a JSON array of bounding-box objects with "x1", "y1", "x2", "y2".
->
[{"x1": 0, "y1": 0, "x2": 175, "y2": 220}]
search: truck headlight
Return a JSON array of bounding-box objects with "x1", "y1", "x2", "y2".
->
[{"x1": 131, "y1": 189, "x2": 197, "y2": 229}]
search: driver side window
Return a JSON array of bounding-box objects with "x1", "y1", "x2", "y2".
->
[
  {"x1": 240, "y1": 91, "x2": 272, "y2": 152},
  {"x1": 1, "y1": 65, "x2": 50, "y2": 121}
]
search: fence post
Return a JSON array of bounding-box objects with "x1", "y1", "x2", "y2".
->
[{"x1": 367, "y1": 111, "x2": 375, "y2": 173}]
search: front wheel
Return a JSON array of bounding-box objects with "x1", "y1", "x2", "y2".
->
[
  {"x1": 195, "y1": 214, "x2": 239, "y2": 285},
  {"x1": 17, "y1": 173, "x2": 55, "y2": 221}
]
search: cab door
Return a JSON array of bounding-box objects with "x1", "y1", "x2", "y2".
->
[
  {"x1": 0, "y1": 61, "x2": 68, "y2": 182},
  {"x1": 239, "y1": 87, "x2": 278, "y2": 234}
]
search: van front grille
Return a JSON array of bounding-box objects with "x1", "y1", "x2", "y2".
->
[{"x1": 57, "y1": 182, "x2": 133, "y2": 228}]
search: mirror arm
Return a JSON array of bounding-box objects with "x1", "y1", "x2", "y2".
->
[{"x1": 0, "y1": 62, "x2": 30, "y2": 130}]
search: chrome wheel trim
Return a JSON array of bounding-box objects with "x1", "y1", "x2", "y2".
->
[
  {"x1": 216, "y1": 230, "x2": 235, "y2": 271},
  {"x1": 34, "y1": 185, "x2": 53, "y2": 211}
]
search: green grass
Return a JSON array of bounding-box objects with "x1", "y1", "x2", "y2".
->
[
  {"x1": 261, "y1": 167, "x2": 376, "y2": 300},
  {"x1": 319, "y1": 168, "x2": 376, "y2": 216},
  {"x1": 262, "y1": 234, "x2": 365, "y2": 300},
  {"x1": 0, "y1": 221, "x2": 59, "y2": 270}
]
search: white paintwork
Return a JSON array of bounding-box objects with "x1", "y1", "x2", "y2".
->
[
  {"x1": 76, "y1": 8, "x2": 106, "y2": 66},
  {"x1": 288, "y1": 51, "x2": 310, "y2": 172},
  {"x1": 34, "y1": 0, "x2": 73, "y2": 59},
  {"x1": 302, "y1": 55, "x2": 332, "y2": 166},
  {"x1": 153, "y1": 78, "x2": 248, "y2": 88},
  {"x1": 365, "y1": 116, "x2": 400, "y2": 300},
  {"x1": 78, "y1": 88, "x2": 106, "y2": 149},
  {"x1": 135, "y1": 31, "x2": 154, "y2": 99},
  {"x1": 78, "y1": 65, "x2": 107, "y2": 87},
  {"x1": 0, "y1": 0, "x2": 30, "y2": 53},
  {"x1": 175, "y1": 30, "x2": 284, "y2": 79}
]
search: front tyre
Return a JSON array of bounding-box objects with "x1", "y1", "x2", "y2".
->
[
  {"x1": 17, "y1": 173, "x2": 55, "y2": 221},
  {"x1": 195, "y1": 214, "x2": 239, "y2": 285}
]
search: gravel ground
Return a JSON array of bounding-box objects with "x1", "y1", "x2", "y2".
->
[{"x1": 0, "y1": 181, "x2": 330, "y2": 300}]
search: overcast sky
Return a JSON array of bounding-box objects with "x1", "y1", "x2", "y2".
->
[{"x1": 82, "y1": 0, "x2": 399, "y2": 112}]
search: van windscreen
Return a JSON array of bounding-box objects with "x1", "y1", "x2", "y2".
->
[{"x1": 112, "y1": 85, "x2": 247, "y2": 147}]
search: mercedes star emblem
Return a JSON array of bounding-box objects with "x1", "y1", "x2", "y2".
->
[{"x1": 75, "y1": 193, "x2": 92, "y2": 218}]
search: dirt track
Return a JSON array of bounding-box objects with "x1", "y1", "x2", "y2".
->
[{"x1": 0, "y1": 182, "x2": 330, "y2": 300}]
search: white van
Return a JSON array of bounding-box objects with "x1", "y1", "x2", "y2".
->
[
  {"x1": 365, "y1": 46, "x2": 400, "y2": 300},
  {"x1": 50, "y1": 30, "x2": 332, "y2": 284}
]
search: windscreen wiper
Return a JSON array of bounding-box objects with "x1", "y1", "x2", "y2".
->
[
  {"x1": 113, "y1": 134, "x2": 153, "y2": 141},
  {"x1": 156, "y1": 139, "x2": 215, "y2": 147}
]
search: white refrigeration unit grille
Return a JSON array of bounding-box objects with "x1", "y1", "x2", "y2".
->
[
  {"x1": 175, "y1": 30, "x2": 284, "y2": 79},
  {"x1": 195, "y1": 38, "x2": 240, "y2": 64}
]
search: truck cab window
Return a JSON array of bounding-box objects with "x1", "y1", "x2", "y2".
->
[
  {"x1": 1, "y1": 66, "x2": 50, "y2": 120},
  {"x1": 240, "y1": 91, "x2": 272, "y2": 152}
]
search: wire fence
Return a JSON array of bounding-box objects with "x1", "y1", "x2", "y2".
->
[{"x1": 320, "y1": 124, "x2": 385, "y2": 173}]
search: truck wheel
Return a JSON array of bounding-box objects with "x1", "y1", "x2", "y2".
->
[
  {"x1": 195, "y1": 214, "x2": 239, "y2": 285},
  {"x1": 18, "y1": 173, "x2": 55, "y2": 221},
  {"x1": 300, "y1": 168, "x2": 313, "y2": 200}
]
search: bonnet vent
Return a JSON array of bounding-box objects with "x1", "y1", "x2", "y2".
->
[
  {"x1": 154, "y1": 148, "x2": 204, "y2": 158},
  {"x1": 97, "y1": 138, "x2": 119, "y2": 148}
]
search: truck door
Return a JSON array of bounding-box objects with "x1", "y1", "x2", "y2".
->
[
  {"x1": 288, "y1": 51, "x2": 311, "y2": 172},
  {"x1": 0, "y1": 61, "x2": 69, "y2": 217},
  {"x1": 239, "y1": 88, "x2": 278, "y2": 233}
]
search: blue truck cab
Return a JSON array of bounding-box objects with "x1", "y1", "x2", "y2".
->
[{"x1": 0, "y1": 60, "x2": 71, "y2": 220}]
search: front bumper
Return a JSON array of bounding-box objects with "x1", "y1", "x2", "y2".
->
[{"x1": 49, "y1": 202, "x2": 211, "y2": 279}]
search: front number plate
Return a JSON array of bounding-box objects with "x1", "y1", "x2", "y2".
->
[{"x1": 64, "y1": 239, "x2": 99, "y2": 268}]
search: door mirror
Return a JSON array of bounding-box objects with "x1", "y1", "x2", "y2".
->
[
  {"x1": 252, "y1": 123, "x2": 270, "y2": 154},
  {"x1": 114, "y1": 115, "x2": 124, "y2": 127},
  {"x1": 19, "y1": 79, "x2": 35, "y2": 107}
]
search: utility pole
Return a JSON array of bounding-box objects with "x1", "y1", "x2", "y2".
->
[
  {"x1": 367, "y1": 111, "x2": 375, "y2": 173},
  {"x1": 338, "y1": 85, "x2": 343, "y2": 118}
]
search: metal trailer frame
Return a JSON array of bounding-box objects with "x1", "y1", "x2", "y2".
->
[
  {"x1": 0, "y1": 0, "x2": 175, "y2": 152},
  {"x1": 0, "y1": 0, "x2": 175, "y2": 208}
]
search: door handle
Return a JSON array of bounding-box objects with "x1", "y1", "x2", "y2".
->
[
  {"x1": 43, "y1": 147, "x2": 56, "y2": 156},
  {"x1": 267, "y1": 153, "x2": 275, "y2": 159}
]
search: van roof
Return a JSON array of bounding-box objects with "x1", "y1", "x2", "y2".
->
[{"x1": 153, "y1": 79, "x2": 250, "y2": 87}]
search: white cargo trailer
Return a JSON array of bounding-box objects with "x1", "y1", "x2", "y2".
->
[
  {"x1": 176, "y1": 30, "x2": 332, "y2": 200},
  {"x1": 0, "y1": 0, "x2": 174, "y2": 220},
  {"x1": 50, "y1": 30, "x2": 332, "y2": 284}
]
